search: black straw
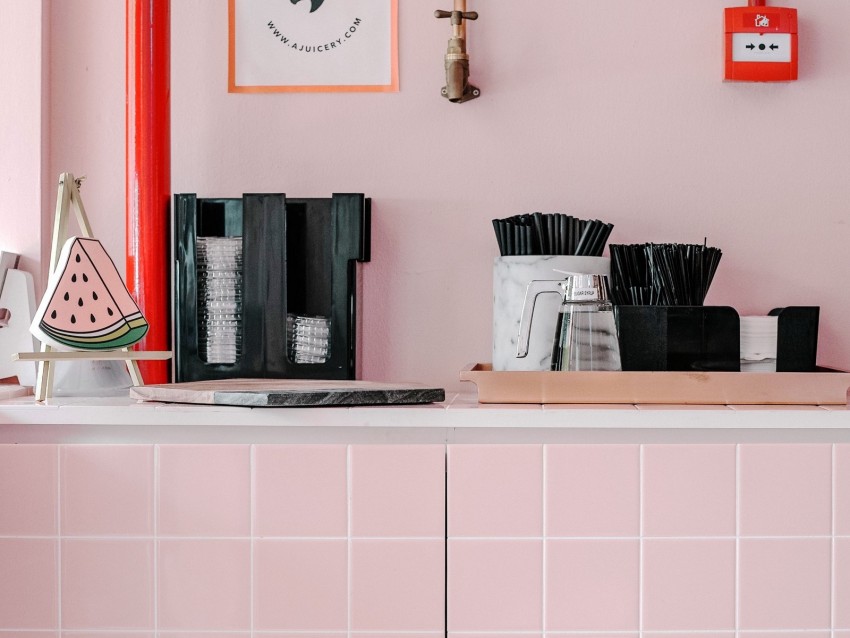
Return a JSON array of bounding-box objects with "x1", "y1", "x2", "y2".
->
[
  {"x1": 609, "y1": 242, "x2": 722, "y2": 306},
  {"x1": 492, "y1": 212, "x2": 615, "y2": 257}
]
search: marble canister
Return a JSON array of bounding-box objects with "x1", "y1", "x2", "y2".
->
[{"x1": 493, "y1": 255, "x2": 611, "y2": 371}]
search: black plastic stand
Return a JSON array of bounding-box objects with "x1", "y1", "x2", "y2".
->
[
  {"x1": 615, "y1": 305, "x2": 820, "y2": 373},
  {"x1": 769, "y1": 306, "x2": 820, "y2": 372},
  {"x1": 174, "y1": 193, "x2": 370, "y2": 382},
  {"x1": 616, "y1": 306, "x2": 741, "y2": 372}
]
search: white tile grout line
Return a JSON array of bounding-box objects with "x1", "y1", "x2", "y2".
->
[
  {"x1": 0, "y1": 534, "x2": 454, "y2": 541},
  {"x1": 542, "y1": 444, "x2": 547, "y2": 636},
  {"x1": 832, "y1": 443, "x2": 836, "y2": 638},
  {"x1": 448, "y1": 632, "x2": 834, "y2": 636},
  {"x1": 639, "y1": 444, "x2": 644, "y2": 638},
  {"x1": 0, "y1": 631, "x2": 803, "y2": 636},
  {"x1": 10, "y1": 630, "x2": 843, "y2": 636},
  {"x1": 249, "y1": 444, "x2": 255, "y2": 638},
  {"x1": 735, "y1": 443, "x2": 741, "y2": 638},
  {"x1": 38, "y1": 632, "x2": 446, "y2": 636},
  {"x1": 57, "y1": 445, "x2": 62, "y2": 636},
  {"x1": 347, "y1": 444, "x2": 353, "y2": 638},
  {"x1": 445, "y1": 445, "x2": 450, "y2": 637},
  {"x1": 440, "y1": 533, "x2": 839, "y2": 540},
  {"x1": 5, "y1": 533, "x2": 848, "y2": 541},
  {"x1": 154, "y1": 445, "x2": 159, "y2": 638}
]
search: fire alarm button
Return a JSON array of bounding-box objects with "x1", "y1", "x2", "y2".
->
[{"x1": 725, "y1": 3, "x2": 798, "y2": 81}]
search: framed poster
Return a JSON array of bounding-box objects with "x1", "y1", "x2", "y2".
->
[{"x1": 229, "y1": 0, "x2": 398, "y2": 93}]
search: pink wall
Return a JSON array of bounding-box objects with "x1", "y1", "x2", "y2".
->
[
  {"x1": 27, "y1": 1, "x2": 850, "y2": 389},
  {"x1": 0, "y1": 1, "x2": 48, "y2": 286},
  {"x1": 48, "y1": 0, "x2": 126, "y2": 288}
]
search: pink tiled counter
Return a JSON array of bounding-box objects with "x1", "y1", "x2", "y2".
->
[
  {"x1": 0, "y1": 442, "x2": 445, "y2": 636},
  {"x1": 0, "y1": 397, "x2": 849, "y2": 637},
  {"x1": 446, "y1": 442, "x2": 850, "y2": 636}
]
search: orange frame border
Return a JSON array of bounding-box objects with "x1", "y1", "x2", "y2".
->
[{"x1": 228, "y1": 0, "x2": 399, "y2": 93}]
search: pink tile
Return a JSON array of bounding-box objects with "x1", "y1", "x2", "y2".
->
[
  {"x1": 158, "y1": 539, "x2": 250, "y2": 630},
  {"x1": 544, "y1": 403, "x2": 637, "y2": 410},
  {"x1": 0, "y1": 445, "x2": 57, "y2": 535},
  {"x1": 0, "y1": 633, "x2": 58, "y2": 638},
  {"x1": 158, "y1": 445, "x2": 250, "y2": 537},
  {"x1": 61, "y1": 539, "x2": 153, "y2": 629},
  {"x1": 739, "y1": 538, "x2": 831, "y2": 630},
  {"x1": 158, "y1": 634, "x2": 246, "y2": 638},
  {"x1": 0, "y1": 539, "x2": 57, "y2": 628},
  {"x1": 449, "y1": 445, "x2": 542, "y2": 537},
  {"x1": 727, "y1": 404, "x2": 823, "y2": 410},
  {"x1": 546, "y1": 444, "x2": 638, "y2": 537},
  {"x1": 253, "y1": 540, "x2": 347, "y2": 631},
  {"x1": 642, "y1": 539, "x2": 735, "y2": 631},
  {"x1": 740, "y1": 444, "x2": 832, "y2": 536},
  {"x1": 61, "y1": 445, "x2": 153, "y2": 535},
  {"x1": 643, "y1": 634, "x2": 732, "y2": 638},
  {"x1": 837, "y1": 444, "x2": 850, "y2": 535},
  {"x1": 448, "y1": 539, "x2": 542, "y2": 631},
  {"x1": 741, "y1": 634, "x2": 830, "y2": 638},
  {"x1": 836, "y1": 538, "x2": 850, "y2": 629},
  {"x1": 351, "y1": 445, "x2": 445, "y2": 537},
  {"x1": 64, "y1": 634, "x2": 155, "y2": 638},
  {"x1": 643, "y1": 444, "x2": 735, "y2": 537},
  {"x1": 635, "y1": 404, "x2": 730, "y2": 410},
  {"x1": 254, "y1": 445, "x2": 347, "y2": 537},
  {"x1": 449, "y1": 635, "x2": 542, "y2": 638},
  {"x1": 351, "y1": 540, "x2": 444, "y2": 631},
  {"x1": 546, "y1": 539, "x2": 639, "y2": 631}
]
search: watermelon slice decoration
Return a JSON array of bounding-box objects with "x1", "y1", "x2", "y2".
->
[{"x1": 30, "y1": 237, "x2": 149, "y2": 350}]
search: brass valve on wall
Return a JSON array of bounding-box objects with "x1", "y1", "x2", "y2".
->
[{"x1": 434, "y1": 3, "x2": 480, "y2": 103}]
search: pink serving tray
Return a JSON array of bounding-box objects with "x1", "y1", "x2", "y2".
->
[{"x1": 460, "y1": 363, "x2": 850, "y2": 405}]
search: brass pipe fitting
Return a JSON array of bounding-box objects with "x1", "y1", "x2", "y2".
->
[{"x1": 435, "y1": 7, "x2": 480, "y2": 103}]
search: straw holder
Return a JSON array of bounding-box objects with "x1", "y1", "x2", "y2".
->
[{"x1": 615, "y1": 306, "x2": 820, "y2": 372}]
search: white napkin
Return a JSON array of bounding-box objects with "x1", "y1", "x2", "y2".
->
[{"x1": 740, "y1": 316, "x2": 778, "y2": 367}]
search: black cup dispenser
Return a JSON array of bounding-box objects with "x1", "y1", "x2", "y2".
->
[{"x1": 174, "y1": 192, "x2": 370, "y2": 382}]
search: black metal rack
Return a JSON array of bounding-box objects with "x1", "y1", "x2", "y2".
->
[{"x1": 173, "y1": 192, "x2": 370, "y2": 382}]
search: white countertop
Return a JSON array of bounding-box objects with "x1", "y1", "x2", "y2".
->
[{"x1": 0, "y1": 392, "x2": 848, "y2": 444}]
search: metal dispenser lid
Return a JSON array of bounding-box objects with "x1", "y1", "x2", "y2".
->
[{"x1": 560, "y1": 273, "x2": 611, "y2": 303}]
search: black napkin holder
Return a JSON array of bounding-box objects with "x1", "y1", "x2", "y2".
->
[{"x1": 615, "y1": 305, "x2": 820, "y2": 372}]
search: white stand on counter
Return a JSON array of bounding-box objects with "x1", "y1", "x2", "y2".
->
[
  {"x1": 0, "y1": 269, "x2": 37, "y2": 389},
  {"x1": 18, "y1": 173, "x2": 171, "y2": 401}
]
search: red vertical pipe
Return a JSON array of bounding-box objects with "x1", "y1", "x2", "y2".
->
[{"x1": 126, "y1": 0, "x2": 170, "y2": 383}]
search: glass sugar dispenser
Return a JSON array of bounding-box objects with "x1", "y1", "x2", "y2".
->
[{"x1": 516, "y1": 271, "x2": 622, "y2": 372}]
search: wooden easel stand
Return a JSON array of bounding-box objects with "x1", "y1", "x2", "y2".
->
[{"x1": 24, "y1": 173, "x2": 170, "y2": 400}]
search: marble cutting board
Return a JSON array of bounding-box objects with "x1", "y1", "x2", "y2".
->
[{"x1": 130, "y1": 378, "x2": 446, "y2": 407}]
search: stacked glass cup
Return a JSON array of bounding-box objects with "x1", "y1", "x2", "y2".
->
[
  {"x1": 286, "y1": 314, "x2": 331, "y2": 364},
  {"x1": 196, "y1": 236, "x2": 242, "y2": 364}
]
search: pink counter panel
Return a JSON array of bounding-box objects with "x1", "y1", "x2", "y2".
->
[{"x1": 0, "y1": 440, "x2": 848, "y2": 636}]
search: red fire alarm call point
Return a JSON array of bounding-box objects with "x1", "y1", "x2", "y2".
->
[{"x1": 725, "y1": 0, "x2": 797, "y2": 82}]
